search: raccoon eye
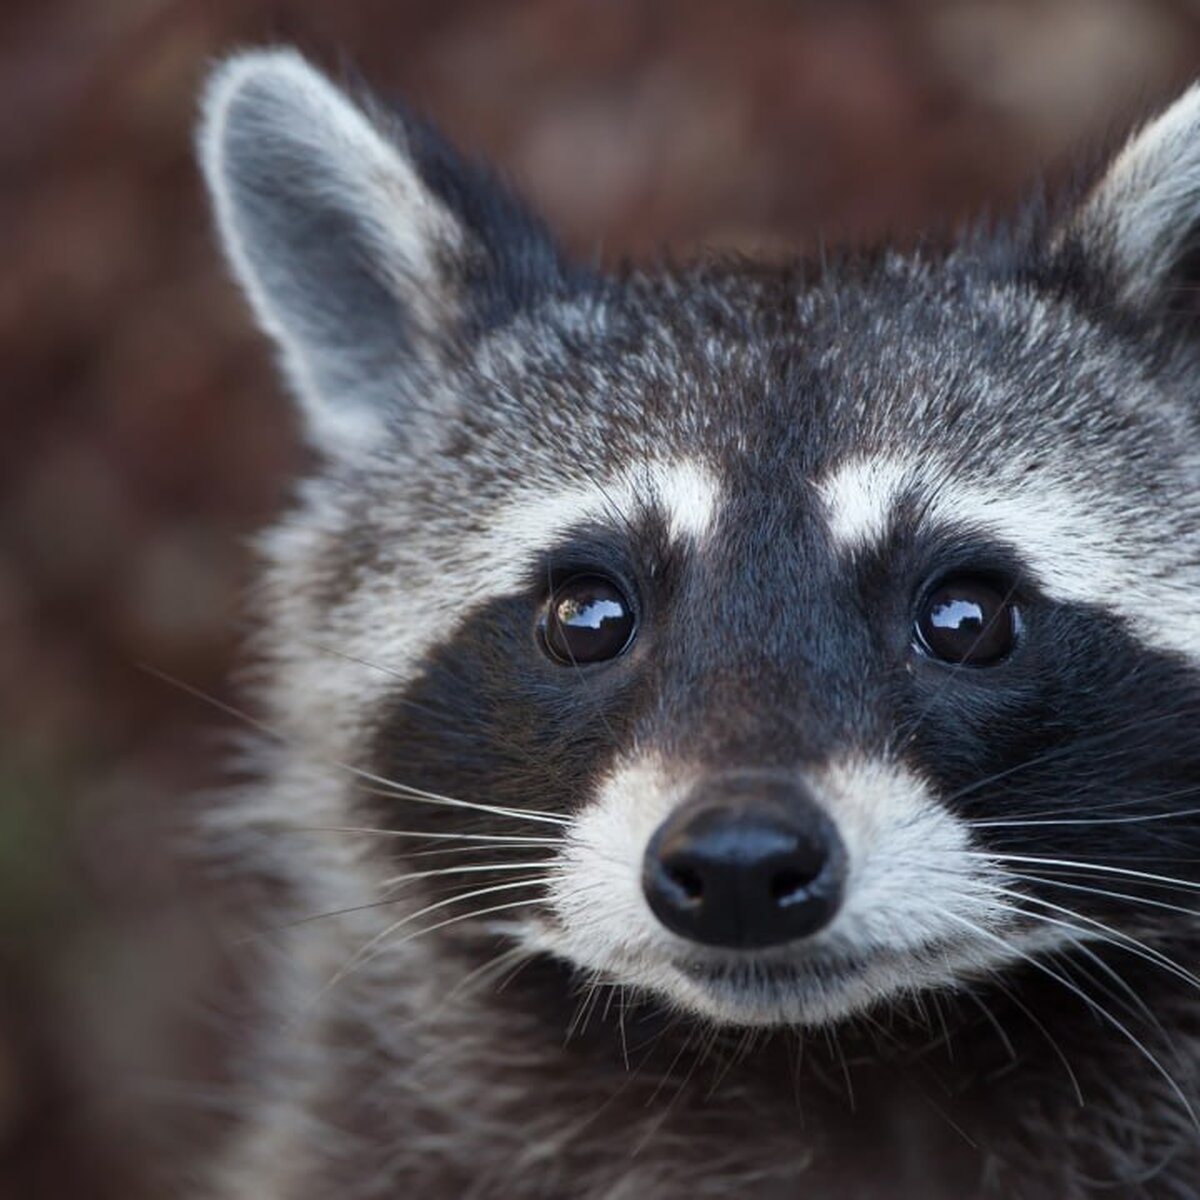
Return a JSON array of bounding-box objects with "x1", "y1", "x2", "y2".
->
[
  {"x1": 540, "y1": 574, "x2": 637, "y2": 665},
  {"x1": 914, "y1": 577, "x2": 1018, "y2": 666}
]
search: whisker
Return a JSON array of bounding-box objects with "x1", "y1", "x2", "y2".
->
[
  {"x1": 987, "y1": 885, "x2": 1200, "y2": 997},
  {"x1": 936, "y1": 709, "x2": 1200, "y2": 813},
  {"x1": 927, "y1": 989, "x2": 955, "y2": 1063},
  {"x1": 959, "y1": 983, "x2": 1017, "y2": 1063},
  {"x1": 355, "y1": 781, "x2": 569, "y2": 828},
  {"x1": 965, "y1": 851, "x2": 1200, "y2": 895},
  {"x1": 138, "y1": 663, "x2": 568, "y2": 829},
  {"x1": 443, "y1": 943, "x2": 536, "y2": 1007},
  {"x1": 263, "y1": 873, "x2": 552, "y2": 937},
  {"x1": 378, "y1": 859, "x2": 559, "y2": 891},
  {"x1": 388, "y1": 898, "x2": 544, "y2": 956},
  {"x1": 332, "y1": 897, "x2": 546, "y2": 999},
  {"x1": 1005, "y1": 871, "x2": 1200, "y2": 921},
  {"x1": 566, "y1": 969, "x2": 607, "y2": 1043},
  {"x1": 941, "y1": 907, "x2": 1196, "y2": 1125},
  {"x1": 1048, "y1": 946, "x2": 1167, "y2": 1043},
  {"x1": 616, "y1": 985, "x2": 631, "y2": 1071},
  {"x1": 289, "y1": 640, "x2": 555, "y2": 772},
  {"x1": 969, "y1": 799, "x2": 1200, "y2": 830},
  {"x1": 983, "y1": 971, "x2": 1083, "y2": 1104},
  {"x1": 324, "y1": 877, "x2": 551, "y2": 994},
  {"x1": 285, "y1": 825, "x2": 559, "y2": 847},
  {"x1": 826, "y1": 1026, "x2": 855, "y2": 1111}
]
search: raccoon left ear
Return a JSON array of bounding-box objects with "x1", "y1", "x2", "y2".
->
[
  {"x1": 1063, "y1": 84, "x2": 1200, "y2": 318},
  {"x1": 198, "y1": 49, "x2": 573, "y2": 451}
]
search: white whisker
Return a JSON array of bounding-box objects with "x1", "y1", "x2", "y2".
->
[
  {"x1": 355, "y1": 780, "x2": 569, "y2": 827},
  {"x1": 986, "y1": 884, "x2": 1200, "y2": 994},
  {"x1": 941, "y1": 907, "x2": 1197, "y2": 1126},
  {"x1": 136, "y1": 664, "x2": 567, "y2": 830},
  {"x1": 324, "y1": 877, "x2": 551, "y2": 995},
  {"x1": 338, "y1": 898, "x2": 547, "y2": 994},
  {"x1": 938, "y1": 710, "x2": 1198, "y2": 811},
  {"x1": 969, "y1": 800, "x2": 1200, "y2": 830},
  {"x1": 378, "y1": 860, "x2": 559, "y2": 890},
  {"x1": 1006, "y1": 871, "x2": 1200, "y2": 921},
  {"x1": 443, "y1": 944, "x2": 537, "y2": 1006},
  {"x1": 285, "y1": 825, "x2": 559, "y2": 846},
  {"x1": 964, "y1": 851, "x2": 1200, "y2": 895}
]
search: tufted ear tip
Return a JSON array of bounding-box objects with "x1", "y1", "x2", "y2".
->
[
  {"x1": 1062, "y1": 83, "x2": 1200, "y2": 319},
  {"x1": 195, "y1": 47, "x2": 572, "y2": 454},
  {"x1": 197, "y1": 47, "x2": 313, "y2": 174}
]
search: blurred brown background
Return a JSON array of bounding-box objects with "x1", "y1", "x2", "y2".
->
[{"x1": 4, "y1": 2, "x2": 1200, "y2": 1195}]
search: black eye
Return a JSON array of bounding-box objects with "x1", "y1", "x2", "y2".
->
[
  {"x1": 540, "y1": 574, "x2": 637, "y2": 665},
  {"x1": 914, "y1": 577, "x2": 1019, "y2": 666}
]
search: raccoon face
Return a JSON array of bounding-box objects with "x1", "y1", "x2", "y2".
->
[{"x1": 200, "y1": 52, "x2": 1200, "y2": 1029}]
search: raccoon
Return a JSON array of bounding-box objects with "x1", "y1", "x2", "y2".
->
[{"x1": 196, "y1": 48, "x2": 1200, "y2": 1199}]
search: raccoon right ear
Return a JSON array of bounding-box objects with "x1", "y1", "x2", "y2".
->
[
  {"x1": 198, "y1": 49, "x2": 568, "y2": 449},
  {"x1": 1061, "y1": 84, "x2": 1200, "y2": 321}
]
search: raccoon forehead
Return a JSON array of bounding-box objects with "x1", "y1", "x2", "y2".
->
[{"x1": 817, "y1": 451, "x2": 1200, "y2": 661}]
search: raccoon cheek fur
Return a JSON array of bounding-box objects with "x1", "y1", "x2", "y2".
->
[{"x1": 198, "y1": 48, "x2": 1200, "y2": 1200}]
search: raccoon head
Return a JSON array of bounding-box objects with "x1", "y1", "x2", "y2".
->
[{"x1": 200, "y1": 51, "x2": 1200, "y2": 1030}]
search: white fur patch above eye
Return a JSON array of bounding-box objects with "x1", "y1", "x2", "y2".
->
[
  {"x1": 816, "y1": 454, "x2": 919, "y2": 548},
  {"x1": 258, "y1": 458, "x2": 723, "y2": 756},
  {"x1": 475, "y1": 457, "x2": 722, "y2": 585},
  {"x1": 644, "y1": 458, "x2": 721, "y2": 542},
  {"x1": 816, "y1": 453, "x2": 1200, "y2": 663}
]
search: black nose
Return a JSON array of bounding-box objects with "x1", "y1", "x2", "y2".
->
[{"x1": 642, "y1": 775, "x2": 846, "y2": 949}]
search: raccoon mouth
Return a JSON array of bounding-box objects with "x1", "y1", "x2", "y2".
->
[
  {"x1": 678, "y1": 958, "x2": 817, "y2": 987},
  {"x1": 666, "y1": 941, "x2": 962, "y2": 1024},
  {"x1": 675, "y1": 943, "x2": 917, "y2": 983}
]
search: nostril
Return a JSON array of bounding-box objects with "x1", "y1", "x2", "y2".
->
[
  {"x1": 769, "y1": 866, "x2": 819, "y2": 905},
  {"x1": 666, "y1": 862, "x2": 705, "y2": 904}
]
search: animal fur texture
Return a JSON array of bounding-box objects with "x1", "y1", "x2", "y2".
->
[{"x1": 197, "y1": 48, "x2": 1200, "y2": 1198}]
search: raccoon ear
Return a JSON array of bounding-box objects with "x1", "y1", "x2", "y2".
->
[
  {"x1": 1063, "y1": 85, "x2": 1200, "y2": 319},
  {"x1": 198, "y1": 48, "x2": 567, "y2": 448}
]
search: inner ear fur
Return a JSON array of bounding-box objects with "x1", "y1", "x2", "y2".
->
[
  {"x1": 197, "y1": 48, "x2": 570, "y2": 448},
  {"x1": 1063, "y1": 84, "x2": 1200, "y2": 319}
]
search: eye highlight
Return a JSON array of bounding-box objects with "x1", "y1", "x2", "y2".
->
[
  {"x1": 914, "y1": 576, "x2": 1020, "y2": 666},
  {"x1": 539, "y1": 574, "x2": 637, "y2": 665}
]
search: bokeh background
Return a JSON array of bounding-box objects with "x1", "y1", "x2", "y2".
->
[{"x1": 6, "y1": 2, "x2": 1200, "y2": 1195}]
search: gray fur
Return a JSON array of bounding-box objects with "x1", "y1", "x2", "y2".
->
[
  {"x1": 198, "y1": 50, "x2": 1200, "y2": 1198},
  {"x1": 199, "y1": 49, "x2": 467, "y2": 449}
]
